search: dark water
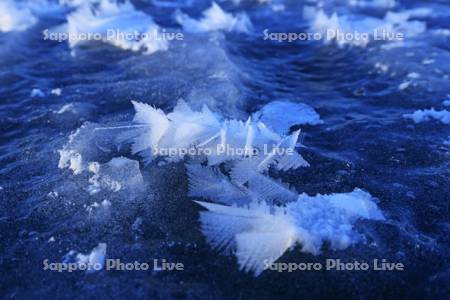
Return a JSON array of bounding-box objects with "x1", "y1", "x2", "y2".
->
[{"x1": 0, "y1": 0, "x2": 449, "y2": 299}]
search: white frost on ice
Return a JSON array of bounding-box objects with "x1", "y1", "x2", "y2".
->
[
  {"x1": 187, "y1": 162, "x2": 299, "y2": 206},
  {"x1": 0, "y1": 0, "x2": 37, "y2": 32},
  {"x1": 57, "y1": 0, "x2": 168, "y2": 54},
  {"x1": 0, "y1": 0, "x2": 60, "y2": 33},
  {"x1": 374, "y1": 62, "x2": 389, "y2": 73},
  {"x1": 30, "y1": 88, "x2": 45, "y2": 98},
  {"x1": 398, "y1": 81, "x2": 411, "y2": 90},
  {"x1": 254, "y1": 101, "x2": 322, "y2": 134},
  {"x1": 196, "y1": 188, "x2": 384, "y2": 276},
  {"x1": 175, "y1": 2, "x2": 252, "y2": 33},
  {"x1": 58, "y1": 149, "x2": 83, "y2": 174},
  {"x1": 383, "y1": 8, "x2": 430, "y2": 37},
  {"x1": 421, "y1": 58, "x2": 435, "y2": 65},
  {"x1": 196, "y1": 200, "x2": 297, "y2": 276},
  {"x1": 304, "y1": 6, "x2": 429, "y2": 48},
  {"x1": 76, "y1": 243, "x2": 107, "y2": 273},
  {"x1": 404, "y1": 108, "x2": 450, "y2": 124},
  {"x1": 407, "y1": 72, "x2": 420, "y2": 79},
  {"x1": 127, "y1": 100, "x2": 309, "y2": 171},
  {"x1": 58, "y1": 98, "x2": 385, "y2": 277},
  {"x1": 51, "y1": 88, "x2": 62, "y2": 96},
  {"x1": 187, "y1": 163, "x2": 251, "y2": 206},
  {"x1": 55, "y1": 104, "x2": 74, "y2": 114}
]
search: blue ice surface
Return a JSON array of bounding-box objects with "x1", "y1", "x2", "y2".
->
[{"x1": 0, "y1": 0, "x2": 449, "y2": 298}]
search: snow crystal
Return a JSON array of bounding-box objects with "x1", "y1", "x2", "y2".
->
[
  {"x1": 175, "y1": 2, "x2": 252, "y2": 33},
  {"x1": 382, "y1": 8, "x2": 429, "y2": 37},
  {"x1": 288, "y1": 189, "x2": 384, "y2": 254},
  {"x1": 56, "y1": 0, "x2": 168, "y2": 54},
  {"x1": 421, "y1": 58, "x2": 435, "y2": 65},
  {"x1": 305, "y1": 7, "x2": 378, "y2": 47},
  {"x1": 196, "y1": 188, "x2": 384, "y2": 276},
  {"x1": 57, "y1": 97, "x2": 386, "y2": 277},
  {"x1": 255, "y1": 101, "x2": 322, "y2": 134},
  {"x1": 128, "y1": 100, "x2": 309, "y2": 170},
  {"x1": 404, "y1": 108, "x2": 450, "y2": 124}
]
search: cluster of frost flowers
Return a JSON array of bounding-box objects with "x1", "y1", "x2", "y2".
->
[{"x1": 59, "y1": 99, "x2": 384, "y2": 276}]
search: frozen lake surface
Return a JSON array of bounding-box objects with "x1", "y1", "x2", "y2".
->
[{"x1": 0, "y1": 0, "x2": 449, "y2": 298}]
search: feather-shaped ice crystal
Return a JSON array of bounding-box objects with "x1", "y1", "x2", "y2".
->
[{"x1": 195, "y1": 189, "x2": 384, "y2": 276}]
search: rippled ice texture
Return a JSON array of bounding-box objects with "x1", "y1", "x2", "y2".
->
[{"x1": 0, "y1": 0, "x2": 449, "y2": 299}]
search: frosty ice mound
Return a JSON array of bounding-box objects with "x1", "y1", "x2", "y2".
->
[
  {"x1": 54, "y1": 0, "x2": 168, "y2": 54},
  {"x1": 304, "y1": 5, "x2": 429, "y2": 48},
  {"x1": 175, "y1": 2, "x2": 252, "y2": 33},
  {"x1": 0, "y1": 0, "x2": 37, "y2": 32},
  {"x1": 0, "y1": 0, "x2": 57, "y2": 32},
  {"x1": 59, "y1": 99, "x2": 384, "y2": 276}
]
